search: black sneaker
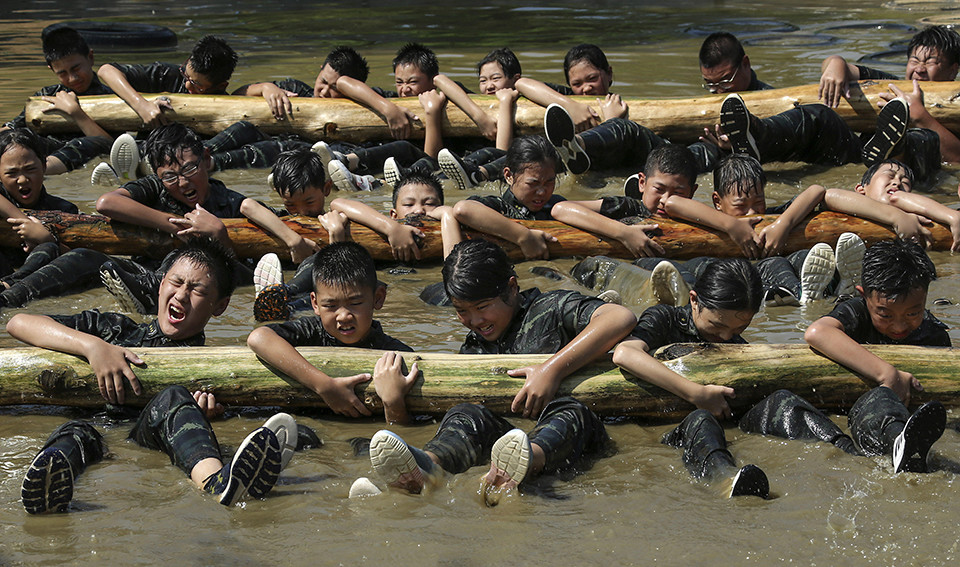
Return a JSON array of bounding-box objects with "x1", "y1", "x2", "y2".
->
[
  {"x1": 100, "y1": 261, "x2": 158, "y2": 315},
  {"x1": 21, "y1": 447, "x2": 74, "y2": 514},
  {"x1": 893, "y1": 400, "x2": 946, "y2": 473},
  {"x1": 720, "y1": 94, "x2": 760, "y2": 161},
  {"x1": 543, "y1": 103, "x2": 591, "y2": 174},
  {"x1": 730, "y1": 464, "x2": 769, "y2": 498},
  {"x1": 862, "y1": 97, "x2": 909, "y2": 167},
  {"x1": 215, "y1": 427, "x2": 283, "y2": 506},
  {"x1": 438, "y1": 149, "x2": 483, "y2": 190}
]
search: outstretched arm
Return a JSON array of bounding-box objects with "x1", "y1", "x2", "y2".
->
[
  {"x1": 96, "y1": 188, "x2": 183, "y2": 234},
  {"x1": 330, "y1": 198, "x2": 423, "y2": 262},
  {"x1": 454, "y1": 199, "x2": 556, "y2": 259},
  {"x1": 495, "y1": 88, "x2": 519, "y2": 151},
  {"x1": 424, "y1": 205, "x2": 463, "y2": 258},
  {"x1": 663, "y1": 196, "x2": 762, "y2": 258},
  {"x1": 240, "y1": 198, "x2": 317, "y2": 263},
  {"x1": 514, "y1": 77, "x2": 599, "y2": 131},
  {"x1": 97, "y1": 63, "x2": 172, "y2": 127},
  {"x1": 819, "y1": 55, "x2": 862, "y2": 108},
  {"x1": 336, "y1": 76, "x2": 417, "y2": 140},
  {"x1": 233, "y1": 82, "x2": 298, "y2": 121},
  {"x1": 434, "y1": 74, "x2": 496, "y2": 141},
  {"x1": 824, "y1": 189, "x2": 932, "y2": 245},
  {"x1": 758, "y1": 184, "x2": 827, "y2": 256},
  {"x1": 551, "y1": 200, "x2": 663, "y2": 257},
  {"x1": 888, "y1": 191, "x2": 960, "y2": 251}
]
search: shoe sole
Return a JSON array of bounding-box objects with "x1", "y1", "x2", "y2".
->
[
  {"x1": 893, "y1": 400, "x2": 946, "y2": 473},
  {"x1": 91, "y1": 162, "x2": 120, "y2": 187},
  {"x1": 720, "y1": 94, "x2": 760, "y2": 161},
  {"x1": 834, "y1": 232, "x2": 866, "y2": 297},
  {"x1": 22, "y1": 448, "x2": 73, "y2": 514},
  {"x1": 543, "y1": 103, "x2": 591, "y2": 174},
  {"x1": 862, "y1": 98, "x2": 909, "y2": 167},
  {"x1": 328, "y1": 161, "x2": 359, "y2": 192},
  {"x1": 369, "y1": 430, "x2": 426, "y2": 493},
  {"x1": 311, "y1": 141, "x2": 336, "y2": 170},
  {"x1": 100, "y1": 268, "x2": 150, "y2": 315},
  {"x1": 799, "y1": 243, "x2": 836, "y2": 304},
  {"x1": 651, "y1": 261, "x2": 688, "y2": 307},
  {"x1": 262, "y1": 413, "x2": 298, "y2": 470},
  {"x1": 383, "y1": 157, "x2": 402, "y2": 187},
  {"x1": 219, "y1": 427, "x2": 282, "y2": 506},
  {"x1": 253, "y1": 284, "x2": 291, "y2": 322},
  {"x1": 438, "y1": 149, "x2": 474, "y2": 191},
  {"x1": 490, "y1": 428, "x2": 531, "y2": 487},
  {"x1": 623, "y1": 174, "x2": 641, "y2": 199},
  {"x1": 730, "y1": 464, "x2": 769, "y2": 498},
  {"x1": 110, "y1": 134, "x2": 140, "y2": 180},
  {"x1": 253, "y1": 253, "x2": 283, "y2": 296}
]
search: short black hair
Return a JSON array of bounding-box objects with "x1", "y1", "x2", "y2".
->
[
  {"x1": 159, "y1": 236, "x2": 238, "y2": 300},
  {"x1": 392, "y1": 172, "x2": 443, "y2": 207},
  {"x1": 41, "y1": 26, "x2": 91, "y2": 65},
  {"x1": 714, "y1": 154, "x2": 765, "y2": 199},
  {"x1": 699, "y1": 32, "x2": 745, "y2": 69},
  {"x1": 643, "y1": 144, "x2": 698, "y2": 188},
  {"x1": 0, "y1": 128, "x2": 48, "y2": 163},
  {"x1": 909, "y1": 25, "x2": 960, "y2": 67},
  {"x1": 442, "y1": 239, "x2": 516, "y2": 302},
  {"x1": 563, "y1": 44, "x2": 611, "y2": 84},
  {"x1": 145, "y1": 123, "x2": 204, "y2": 170},
  {"x1": 693, "y1": 258, "x2": 762, "y2": 313},
  {"x1": 477, "y1": 48, "x2": 521, "y2": 78},
  {"x1": 505, "y1": 135, "x2": 563, "y2": 177},
  {"x1": 324, "y1": 46, "x2": 369, "y2": 82},
  {"x1": 272, "y1": 148, "x2": 326, "y2": 196},
  {"x1": 311, "y1": 241, "x2": 378, "y2": 292},
  {"x1": 188, "y1": 35, "x2": 237, "y2": 85},
  {"x1": 392, "y1": 43, "x2": 439, "y2": 78},
  {"x1": 861, "y1": 239, "x2": 936, "y2": 300},
  {"x1": 860, "y1": 159, "x2": 914, "y2": 187}
]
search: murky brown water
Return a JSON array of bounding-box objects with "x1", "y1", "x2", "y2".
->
[{"x1": 4, "y1": 1, "x2": 960, "y2": 565}]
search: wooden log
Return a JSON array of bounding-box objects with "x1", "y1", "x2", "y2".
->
[
  {"x1": 0, "y1": 344, "x2": 956, "y2": 420},
  {"x1": 24, "y1": 80, "x2": 960, "y2": 143}
]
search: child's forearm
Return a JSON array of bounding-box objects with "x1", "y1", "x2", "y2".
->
[
  {"x1": 69, "y1": 110, "x2": 111, "y2": 140},
  {"x1": 422, "y1": 106, "x2": 444, "y2": 158},
  {"x1": 95, "y1": 190, "x2": 182, "y2": 234},
  {"x1": 551, "y1": 200, "x2": 638, "y2": 242},
  {"x1": 663, "y1": 196, "x2": 736, "y2": 231},
  {"x1": 7, "y1": 314, "x2": 101, "y2": 358},
  {"x1": 495, "y1": 94, "x2": 516, "y2": 151},
  {"x1": 804, "y1": 318, "x2": 894, "y2": 386},
  {"x1": 240, "y1": 198, "x2": 305, "y2": 249},
  {"x1": 330, "y1": 198, "x2": 396, "y2": 235},
  {"x1": 612, "y1": 340, "x2": 710, "y2": 405},
  {"x1": 776, "y1": 184, "x2": 826, "y2": 229},
  {"x1": 540, "y1": 304, "x2": 636, "y2": 383},
  {"x1": 247, "y1": 327, "x2": 337, "y2": 396},
  {"x1": 434, "y1": 74, "x2": 494, "y2": 133},
  {"x1": 427, "y1": 206, "x2": 463, "y2": 258},
  {"x1": 890, "y1": 191, "x2": 960, "y2": 227},
  {"x1": 453, "y1": 200, "x2": 531, "y2": 245}
]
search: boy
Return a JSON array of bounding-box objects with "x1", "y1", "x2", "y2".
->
[
  {"x1": 698, "y1": 32, "x2": 773, "y2": 94},
  {"x1": 247, "y1": 242, "x2": 413, "y2": 418}
]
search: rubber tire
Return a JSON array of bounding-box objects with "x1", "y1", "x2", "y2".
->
[{"x1": 43, "y1": 22, "x2": 177, "y2": 49}]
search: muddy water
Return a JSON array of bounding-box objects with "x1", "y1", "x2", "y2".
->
[{"x1": 4, "y1": 1, "x2": 960, "y2": 565}]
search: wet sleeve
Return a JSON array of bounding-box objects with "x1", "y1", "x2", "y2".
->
[
  {"x1": 823, "y1": 299, "x2": 871, "y2": 342},
  {"x1": 265, "y1": 317, "x2": 329, "y2": 347},
  {"x1": 49, "y1": 310, "x2": 136, "y2": 343},
  {"x1": 466, "y1": 194, "x2": 506, "y2": 215},
  {"x1": 629, "y1": 305, "x2": 676, "y2": 351},
  {"x1": 122, "y1": 176, "x2": 165, "y2": 208},
  {"x1": 598, "y1": 196, "x2": 651, "y2": 220},
  {"x1": 273, "y1": 78, "x2": 314, "y2": 98},
  {"x1": 854, "y1": 65, "x2": 898, "y2": 81},
  {"x1": 558, "y1": 291, "x2": 604, "y2": 337},
  {"x1": 919, "y1": 313, "x2": 952, "y2": 347},
  {"x1": 543, "y1": 82, "x2": 575, "y2": 96}
]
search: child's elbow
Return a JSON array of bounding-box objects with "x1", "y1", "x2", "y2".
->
[
  {"x1": 803, "y1": 323, "x2": 821, "y2": 346},
  {"x1": 247, "y1": 327, "x2": 269, "y2": 351},
  {"x1": 452, "y1": 200, "x2": 471, "y2": 220},
  {"x1": 6, "y1": 314, "x2": 25, "y2": 337},
  {"x1": 611, "y1": 340, "x2": 636, "y2": 367},
  {"x1": 94, "y1": 194, "x2": 114, "y2": 215}
]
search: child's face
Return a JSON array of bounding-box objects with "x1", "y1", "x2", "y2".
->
[
  {"x1": 690, "y1": 293, "x2": 755, "y2": 342},
  {"x1": 856, "y1": 163, "x2": 912, "y2": 204},
  {"x1": 906, "y1": 46, "x2": 958, "y2": 82},
  {"x1": 478, "y1": 62, "x2": 517, "y2": 95},
  {"x1": 156, "y1": 148, "x2": 211, "y2": 208},
  {"x1": 639, "y1": 170, "x2": 697, "y2": 215},
  {"x1": 314, "y1": 64, "x2": 343, "y2": 98},
  {"x1": 0, "y1": 144, "x2": 45, "y2": 208},
  {"x1": 48, "y1": 52, "x2": 95, "y2": 94},
  {"x1": 181, "y1": 61, "x2": 221, "y2": 95},
  {"x1": 394, "y1": 63, "x2": 434, "y2": 97},
  {"x1": 310, "y1": 282, "x2": 385, "y2": 345},
  {"x1": 713, "y1": 184, "x2": 766, "y2": 216},
  {"x1": 281, "y1": 185, "x2": 329, "y2": 217},
  {"x1": 567, "y1": 61, "x2": 612, "y2": 96},
  {"x1": 451, "y1": 278, "x2": 520, "y2": 343},
  {"x1": 157, "y1": 258, "x2": 229, "y2": 340},
  {"x1": 700, "y1": 57, "x2": 751, "y2": 94},
  {"x1": 391, "y1": 183, "x2": 442, "y2": 218},
  {"x1": 860, "y1": 287, "x2": 927, "y2": 341},
  {"x1": 504, "y1": 162, "x2": 557, "y2": 212}
]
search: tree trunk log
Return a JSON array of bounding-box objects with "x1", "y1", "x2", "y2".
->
[
  {"x1": 0, "y1": 344, "x2": 955, "y2": 420},
  {"x1": 25, "y1": 80, "x2": 959, "y2": 143}
]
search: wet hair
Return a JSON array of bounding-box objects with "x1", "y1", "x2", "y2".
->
[
  {"x1": 0, "y1": 128, "x2": 47, "y2": 163},
  {"x1": 693, "y1": 258, "x2": 763, "y2": 313},
  {"x1": 442, "y1": 240, "x2": 516, "y2": 302},
  {"x1": 859, "y1": 158, "x2": 914, "y2": 187},
  {"x1": 477, "y1": 48, "x2": 521, "y2": 78},
  {"x1": 41, "y1": 26, "x2": 91, "y2": 64},
  {"x1": 861, "y1": 239, "x2": 936, "y2": 300},
  {"x1": 145, "y1": 123, "x2": 204, "y2": 170},
  {"x1": 504, "y1": 135, "x2": 563, "y2": 178},
  {"x1": 324, "y1": 46, "x2": 370, "y2": 82},
  {"x1": 159, "y1": 236, "x2": 238, "y2": 300},
  {"x1": 713, "y1": 154, "x2": 765, "y2": 199},
  {"x1": 563, "y1": 44, "x2": 611, "y2": 84},
  {"x1": 699, "y1": 32, "x2": 745, "y2": 69},
  {"x1": 188, "y1": 35, "x2": 238, "y2": 85},
  {"x1": 392, "y1": 42, "x2": 439, "y2": 78},
  {"x1": 392, "y1": 173, "x2": 444, "y2": 207},
  {"x1": 909, "y1": 25, "x2": 960, "y2": 67},
  {"x1": 311, "y1": 241, "x2": 378, "y2": 292},
  {"x1": 271, "y1": 148, "x2": 326, "y2": 196},
  {"x1": 643, "y1": 144, "x2": 698, "y2": 187}
]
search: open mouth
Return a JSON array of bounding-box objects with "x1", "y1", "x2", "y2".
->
[
  {"x1": 477, "y1": 323, "x2": 496, "y2": 337},
  {"x1": 180, "y1": 187, "x2": 198, "y2": 203},
  {"x1": 338, "y1": 325, "x2": 356, "y2": 337},
  {"x1": 168, "y1": 304, "x2": 185, "y2": 324}
]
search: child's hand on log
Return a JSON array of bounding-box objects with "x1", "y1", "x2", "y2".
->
[
  {"x1": 877, "y1": 366, "x2": 922, "y2": 405},
  {"x1": 567, "y1": 102, "x2": 600, "y2": 132},
  {"x1": 724, "y1": 216, "x2": 763, "y2": 259},
  {"x1": 891, "y1": 211, "x2": 933, "y2": 249},
  {"x1": 598, "y1": 94, "x2": 628, "y2": 121},
  {"x1": 517, "y1": 228, "x2": 557, "y2": 260},
  {"x1": 259, "y1": 83, "x2": 298, "y2": 121},
  {"x1": 135, "y1": 97, "x2": 173, "y2": 128},
  {"x1": 88, "y1": 341, "x2": 144, "y2": 404},
  {"x1": 7, "y1": 216, "x2": 56, "y2": 251},
  {"x1": 692, "y1": 384, "x2": 735, "y2": 420},
  {"x1": 619, "y1": 224, "x2": 664, "y2": 258},
  {"x1": 508, "y1": 364, "x2": 558, "y2": 419},
  {"x1": 383, "y1": 104, "x2": 417, "y2": 140},
  {"x1": 758, "y1": 218, "x2": 790, "y2": 257},
  {"x1": 319, "y1": 211, "x2": 350, "y2": 243},
  {"x1": 317, "y1": 373, "x2": 373, "y2": 418},
  {"x1": 192, "y1": 390, "x2": 225, "y2": 420},
  {"x1": 387, "y1": 223, "x2": 425, "y2": 262},
  {"x1": 373, "y1": 352, "x2": 419, "y2": 425},
  {"x1": 288, "y1": 236, "x2": 319, "y2": 264},
  {"x1": 170, "y1": 204, "x2": 229, "y2": 245}
]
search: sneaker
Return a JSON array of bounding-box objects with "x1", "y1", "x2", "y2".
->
[
  {"x1": 543, "y1": 103, "x2": 591, "y2": 174},
  {"x1": 383, "y1": 157, "x2": 405, "y2": 187},
  {"x1": 438, "y1": 148, "x2": 482, "y2": 190},
  {"x1": 862, "y1": 97, "x2": 909, "y2": 167},
  {"x1": 100, "y1": 261, "x2": 158, "y2": 315},
  {"x1": 720, "y1": 94, "x2": 760, "y2": 161},
  {"x1": 110, "y1": 133, "x2": 140, "y2": 180},
  {"x1": 651, "y1": 260, "x2": 690, "y2": 307},
  {"x1": 623, "y1": 173, "x2": 641, "y2": 199},
  {"x1": 253, "y1": 253, "x2": 283, "y2": 296},
  {"x1": 90, "y1": 162, "x2": 119, "y2": 186},
  {"x1": 21, "y1": 447, "x2": 73, "y2": 514},
  {"x1": 311, "y1": 141, "x2": 346, "y2": 170},
  {"x1": 295, "y1": 424, "x2": 323, "y2": 451},
  {"x1": 369, "y1": 430, "x2": 436, "y2": 494},
  {"x1": 799, "y1": 243, "x2": 836, "y2": 304},
  {"x1": 729, "y1": 464, "x2": 769, "y2": 498},
  {"x1": 216, "y1": 427, "x2": 282, "y2": 506},
  {"x1": 893, "y1": 400, "x2": 946, "y2": 473},
  {"x1": 262, "y1": 413, "x2": 298, "y2": 470},
  {"x1": 597, "y1": 289, "x2": 622, "y2": 304},
  {"x1": 348, "y1": 477, "x2": 382, "y2": 498},
  {"x1": 254, "y1": 283, "x2": 291, "y2": 322},
  {"x1": 763, "y1": 285, "x2": 801, "y2": 307},
  {"x1": 328, "y1": 160, "x2": 379, "y2": 192},
  {"x1": 834, "y1": 232, "x2": 866, "y2": 297}
]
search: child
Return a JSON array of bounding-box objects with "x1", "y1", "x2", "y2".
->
[
  {"x1": 452, "y1": 136, "x2": 565, "y2": 259},
  {"x1": 367, "y1": 239, "x2": 635, "y2": 502},
  {"x1": 698, "y1": 32, "x2": 773, "y2": 94},
  {"x1": 613, "y1": 258, "x2": 769, "y2": 498},
  {"x1": 247, "y1": 242, "x2": 413, "y2": 418}
]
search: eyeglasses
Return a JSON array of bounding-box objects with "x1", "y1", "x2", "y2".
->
[
  {"x1": 159, "y1": 162, "x2": 201, "y2": 185},
  {"x1": 702, "y1": 62, "x2": 741, "y2": 93},
  {"x1": 180, "y1": 64, "x2": 212, "y2": 94}
]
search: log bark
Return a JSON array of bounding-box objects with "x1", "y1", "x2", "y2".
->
[
  {"x1": 24, "y1": 80, "x2": 960, "y2": 143},
  {"x1": 0, "y1": 344, "x2": 955, "y2": 420}
]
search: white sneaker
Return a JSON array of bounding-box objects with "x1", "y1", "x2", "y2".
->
[
  {"x1": 799, "y1": 243, "x2": 836, "y2": 304},
  {"x1": 262, "y1": 413, "x2": 298, "y2": 470},
  {"x1": 110, "y1": 133, "x2": 140, "y2": 180},
  {"x1": 90, "y1": 162, "x2": 119, "y2": 186},
  {"x1": 834, "y1": 232, "x2": 865, "y2": 297},
  {"x1": 328, "y1": 160, "x2": 378, "y2": 192},
  {"x1": 383, "y1": 157, "x2": 402, "y2": 187},
  {"x1": 253, "y1": 252, "x2": 283, "y2": 296},
  {"x1": 369, "y1": 430, "x2": 434, "y2": 494},
  {"x1": 311, "y1": 141, "x2": 345, "y2": 170},
  {"x1": 651, "y1": 260, "x2": 691, "y2": 306}
]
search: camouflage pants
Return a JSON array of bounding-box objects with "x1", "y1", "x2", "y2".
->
[
  {"x1": 353, "y1": 140, "x2": 435, "y2": 176},
  {"x1": 206, "y1": 120, "x2": 311, "y2": 171},
  {"x1": 128, "y1": 385, "x2": 221, "y2": 476},
  {"x1": 662, "y1": 409, "x2": 737, "y2": 480},
  {"x1": 739, "y1": 389, "x2": 858, "y2": 455},
  {"x1": 847, "y1": 387, "x2": 910, "y2": 457},
  {"x1": 37, "y1": 420, "x2": 106, "y2": 478},
  {"x1": 40, "y1": 134, "x2": 112, "y2": 171},
  {"x1": 578, "y1": 117, "x2": 720, "y2": 174}
]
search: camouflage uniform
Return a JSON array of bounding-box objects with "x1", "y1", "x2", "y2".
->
[{"x1": 466, "y1": 190, "x2": 566, "y2": 221}]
